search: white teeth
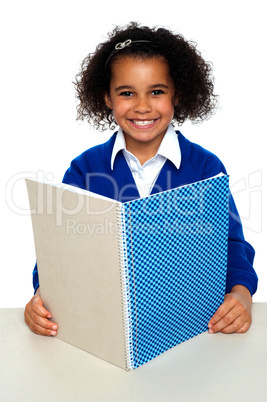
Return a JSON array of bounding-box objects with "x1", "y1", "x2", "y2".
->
[{"x1": 133, "y1": 120, "x2": 155, "y2": 126}]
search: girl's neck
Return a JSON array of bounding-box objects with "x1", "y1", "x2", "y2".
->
[
  {"x1": 128, "y1": 147, "x2": 156, "y2": 165},
  {"x1": 123, "y1": 131, "x2": 165, "y2": 166}
]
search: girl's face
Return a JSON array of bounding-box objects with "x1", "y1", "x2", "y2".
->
[{"x1": 105, "y1": 57, "x2": 177, "y2": 162}]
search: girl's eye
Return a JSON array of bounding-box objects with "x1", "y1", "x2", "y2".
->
[
  {"x1": 120, "y1": 91, "x2": 133, "y2": 97},
  {"x1": 151, "y1": 89, "x2": 164, "y2": 95}
]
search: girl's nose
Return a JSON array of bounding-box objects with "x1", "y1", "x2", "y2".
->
[{"x1": 133, "y1": 96, "x2": 152, "y2": 113}]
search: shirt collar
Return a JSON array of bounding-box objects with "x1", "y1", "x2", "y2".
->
[
  {"x1": 111, "y1": 128, "x2": 127, "y2": 170},
  {"x1": 110, "y1": 124, "x2": 181, "y2": 170},
  {"x1": 157, "y1": 124, "x2": 181, "y2": 169}
]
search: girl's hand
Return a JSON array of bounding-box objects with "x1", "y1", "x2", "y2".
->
[
  {"x1": 24, "y1": 289, "x2": 58, "y2": 336},
  {"x1": 208, "y1": 285, "x2": 252, "y2": 334}
]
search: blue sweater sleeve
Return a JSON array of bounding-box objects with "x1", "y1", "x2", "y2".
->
[
  {"x1": 32, "y1": 262, "x2": 39, "y2": 294},
  {"x1": 203, "y1": 155, "x2": 258, "y2": 295},
  {"x1": 226, "y1": 194, "x2": 257, "y2": 295}
]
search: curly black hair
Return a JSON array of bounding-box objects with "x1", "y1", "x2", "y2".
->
[{"x1": 74, "y1": 22, "x2": 218, "y2": 131}]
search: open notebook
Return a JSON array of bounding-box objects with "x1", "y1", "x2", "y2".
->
[{"x1": 26, "y1": 173, "x2": 229, "y2": 370}]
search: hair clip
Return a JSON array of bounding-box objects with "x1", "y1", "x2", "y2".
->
[{"x1": 115, "y1": 39, "x2": 132, "y2": 50}]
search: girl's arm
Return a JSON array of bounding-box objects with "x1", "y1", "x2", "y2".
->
[{"x1": 202, "y1": 154, "x2": 256, "y2": 334}]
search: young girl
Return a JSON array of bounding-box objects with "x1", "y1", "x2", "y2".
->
[{"x1": 25, "y1": 22, "x2": 257, "y2": 337}]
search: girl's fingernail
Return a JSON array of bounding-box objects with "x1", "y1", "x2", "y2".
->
[
  {"x1": 50, "y1": 331, "x2": 57, "y2": 336},
  {"x1": 52, "y1": 325, "x2": 57, "y2": 330}
]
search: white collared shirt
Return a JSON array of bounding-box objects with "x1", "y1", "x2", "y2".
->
[{"x1": 111, "y1": 124, "x2": 181, "y2": 198}]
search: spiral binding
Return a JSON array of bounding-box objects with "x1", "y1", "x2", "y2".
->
[{"x1": 116, "y1": 203, "x2": 134, "y2": 370}]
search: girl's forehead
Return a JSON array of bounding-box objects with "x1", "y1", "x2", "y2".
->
[
  {"x1": 110, "y1": 56, "x2": 171, "y2": 78},
  {"x1": 111, "y1": 54, "x2": 167, "y2": 66}
]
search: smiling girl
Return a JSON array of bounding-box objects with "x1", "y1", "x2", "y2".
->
[{"x1": 25, "y1": 22, "x2": 257, "y2": 337}]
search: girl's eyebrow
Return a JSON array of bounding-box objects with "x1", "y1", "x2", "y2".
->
[
  {"x1": 150, "y1": 84, "x2": 169, "y2": 89},
  {"x1": 115, "y1": 85, "x2": 134, "y2": 93},
  {"x1": 115, "y1": 83, "x2": 169, "y2": 92}
]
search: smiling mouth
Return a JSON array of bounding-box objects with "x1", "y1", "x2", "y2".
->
[{"x1": 131, "y1": 119, "x2": 158, "y2": 126}]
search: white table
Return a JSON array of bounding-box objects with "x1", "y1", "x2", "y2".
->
[{"x1": 1, "y1": 304, "x2": 266, "y2": 401}]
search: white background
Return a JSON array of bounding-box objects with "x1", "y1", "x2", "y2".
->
[{"x1": 1, "y1": 0, "x2": 266, "y2": 307}]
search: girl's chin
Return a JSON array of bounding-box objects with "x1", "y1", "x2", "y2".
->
[{"x1": 123, "y1": 128, "x2": 167, "y2": 147}]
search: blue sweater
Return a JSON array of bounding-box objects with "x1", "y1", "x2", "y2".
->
[{"x1": 32, "y1": 131, "x2": 258, "y2": 295}]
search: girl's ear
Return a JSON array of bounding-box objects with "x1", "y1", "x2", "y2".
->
[
  {"x1": 173, "y1": 96, "x2": 179, "y2": 107},
  {"x1": 104, "y1": 93, "x2": 113, "y2": 110}
]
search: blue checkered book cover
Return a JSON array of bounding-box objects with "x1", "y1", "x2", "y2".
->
[{"x1": 119, "y1": 174, "x2": 229, "y2": 370}]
